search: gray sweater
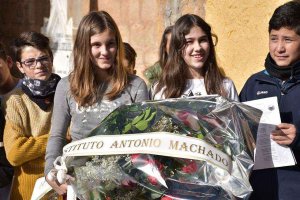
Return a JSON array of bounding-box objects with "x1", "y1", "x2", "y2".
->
[{"x1": 45, "y1": 75, "x2": 149, "y2": 175}]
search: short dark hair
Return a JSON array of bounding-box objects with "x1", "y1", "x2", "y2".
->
[
  {"x1": 0, "y1": 42, "x2": 7, "y2": 60},
  {"x1": 269, "y1": 1, "x2": 300, "y2": 35},
  {"x1": 0, "y1": 41, "x2": 23, "y2": 78},
  {"x1": 12, "y1": 31, "x2": 53, "y2": 62}
]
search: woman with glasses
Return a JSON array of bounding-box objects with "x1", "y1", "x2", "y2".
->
[{"x1": 2, "y1": 31, "x2": 60, "y2": 200}]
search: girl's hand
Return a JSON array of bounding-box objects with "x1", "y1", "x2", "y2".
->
[
  {"x1": 271, "y1": 123, "x2": 296, "y2": 145},
  {"x1": 45, "y1": 175, "x2": 68, "y2": 195}
]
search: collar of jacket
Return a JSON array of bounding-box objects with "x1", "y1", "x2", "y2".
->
[
  {"x1": 254, "y1": 70, "x2": 300, "y2": 94},
  {"x1": 265, "y1": 54, "x2": 300, "y2": 80}
]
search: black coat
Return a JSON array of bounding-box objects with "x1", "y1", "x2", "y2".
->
[
  {"x1": 240, "y1": 70, "x2": 300, "y2": 200},
  {"x1": 0, "y1": 106, "x2": 13, "y2": 188}
]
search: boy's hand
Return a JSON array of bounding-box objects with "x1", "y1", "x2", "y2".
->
[{"x1": 271, "y1": 123, "x2": 296, "y2": 145}]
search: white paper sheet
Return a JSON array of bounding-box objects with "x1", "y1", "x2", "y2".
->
[
  {"x1": 31, "y1": 177, "x2": 52, "y2": 200},
  {"x1": 31, "y1": 177, "x2": 77, "y2": 200},
  {"x1": 244, "y1": 96, "x2": 296, "y2": 170}
]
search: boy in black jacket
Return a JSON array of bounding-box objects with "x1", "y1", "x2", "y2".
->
[{"x1": 240, "y1": 1, "x2": 300, "y2": 199}]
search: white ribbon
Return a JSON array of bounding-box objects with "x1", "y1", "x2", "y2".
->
[
  {"x1": 59, "y1": 132, "x2": 232, "y2": 173},
  {"x1": 45, "y1": 132, "x2": 233, "y2": 200},
  {"x1": 47, "y1": 156, "x2": 68, "y2": 184}
]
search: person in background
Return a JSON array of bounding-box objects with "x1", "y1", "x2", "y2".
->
[
  {"x1": 123, "y1": 42, "x2": 137, "y2": 74},
  {"x1": 0, "y1": 42, "x2": 20, "y2": 95},
  {"x1": 239, "y1": 1, "x2": 300, "y2": 199},
  {"x1": 151, "y1": 14, "x2": 238, "y2": 101},
  {"x1": 0, "y1": 42, "x2": 20, "y2": 200},
  {"x1": 2, "y1": 31, "x2": 61, "y2": 200},
  {"x1": 143, "y1": 25, "x2": 173, "y2": 86},
  {"x1": 45, "y1": 11, "x2": 149, "y2": 195}
]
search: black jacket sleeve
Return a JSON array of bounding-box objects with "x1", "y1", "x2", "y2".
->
[{"x1": 0, "y1": 107, "x2": 14, "y2": 188}]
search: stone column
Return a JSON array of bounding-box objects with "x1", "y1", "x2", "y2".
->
[
  {"x1": 41, "y1": 0, "x2": 74, "y2": 77},
  {"x1": 67, "y1": 0, "x2": 90, "y2": 40},
  {"x1": 41, "y1": 0, "x2": 92, "y2": 77}
]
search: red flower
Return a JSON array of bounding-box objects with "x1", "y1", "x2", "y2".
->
[
  {"x1": 145, "y1": 157, "x2": 155, "y2": 165},
  {"x1": 182, "y1": 160, "x2": 198, "y2": 174},
  {"x1": 176, "y1": 110, "x2": 201, "y2": 131},
  {"x1": 131, "y1": 154, "x2": 140, "y2": 163},
  {"x1": 177, "y1": 111, "x2": 191, "y2": 127},
  {"x1": 155, "y1": 160, "x2": 163, "y2": 171},
  {"x1": 148, "y1": 175, "x2": 158, "y2": 185},
  {"x1": 161, "y1": 195, "x2": 173, "y2": 200},
  {"x1": 131, "y1": 154, "x2": 156, "y2": 166},
  {"x1": 131, "y1": 154, "x2": 149, "y2": 166},
  {"x1": 121, "y1": 177, "x2": 137, "y2": 189}
]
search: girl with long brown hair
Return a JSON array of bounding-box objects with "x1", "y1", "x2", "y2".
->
[
  {"x1": 45, "y1": 11, "x2": 148, "y2": 195},
  {"x1": 151, "y1": 14, "x2": 238, "y2": 100}
]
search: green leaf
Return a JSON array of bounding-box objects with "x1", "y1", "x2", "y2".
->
[
  {"x1": 122, "y1": 123, "x2": 132, "y2": 134},
  {"x1": 143, "y1": 107, "x2": 151, "y2": 119},
  {"x1": 134, "y1": 120, "x2": 148, "y2": 131},
  {"x1": 151, "y1": 192, "x2": 162, "y2": 199},
  {"x1": 145, "y1": 111, "x2": 156, "y2": 122},
  {"x1": 132, "y1": 112, "x2": 145, "y2": 125},
  {"x1": 197, "y1": 133, "x2": 204, "y2": 139}
]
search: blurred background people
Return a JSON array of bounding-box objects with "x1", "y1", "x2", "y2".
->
[
  {"x1": 0, "y1": 42, "x2": 20, "y2": 200},
  {"x1": 123, "y1": 42, "x2": 137, "y2": 75},
  {"x1": 0, "y1": 42, "x2": 20, "y2": 95},
  {"x1": 143, "y1": 25, "x2": 173, "y2": 86}
]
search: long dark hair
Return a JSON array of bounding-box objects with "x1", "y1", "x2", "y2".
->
[
  {"x1": 155, "y1": 14, "x2": 226, "y2": 98},
  {"x1": 159, "y1": 25, "x2": 173, "y2": 69},
  {"x1": 70, "y1": 11, "x2": 127, "y2": 106}
]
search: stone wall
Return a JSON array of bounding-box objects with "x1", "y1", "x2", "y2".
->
[
  {"x1": 0, "y1": 0, "x2": 50, "y2": 77},
  {"x1": 206, "y1": 0, "x2": 288, "y2": 91},
  {"x1": 78, "y1": 0, "x2": 206, "y2": 80},
  {"x1": 0, "y1": 0, "x2": 50, "y2": 50},
  {"x1": 0, "y1": 0, "x2": 291, "y2": 91}
]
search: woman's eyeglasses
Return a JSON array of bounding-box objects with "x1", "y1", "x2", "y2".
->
[{"x1": 20, "y1": 56, "x2": 51, "y2": 69}]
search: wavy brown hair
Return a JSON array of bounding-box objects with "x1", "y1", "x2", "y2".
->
[
  {"x1": 155, "y1": 14, "x2": 226, "y2": 98},
  {"x1": 70, "y1": 11, "x2": 127, "y2": 106}
]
